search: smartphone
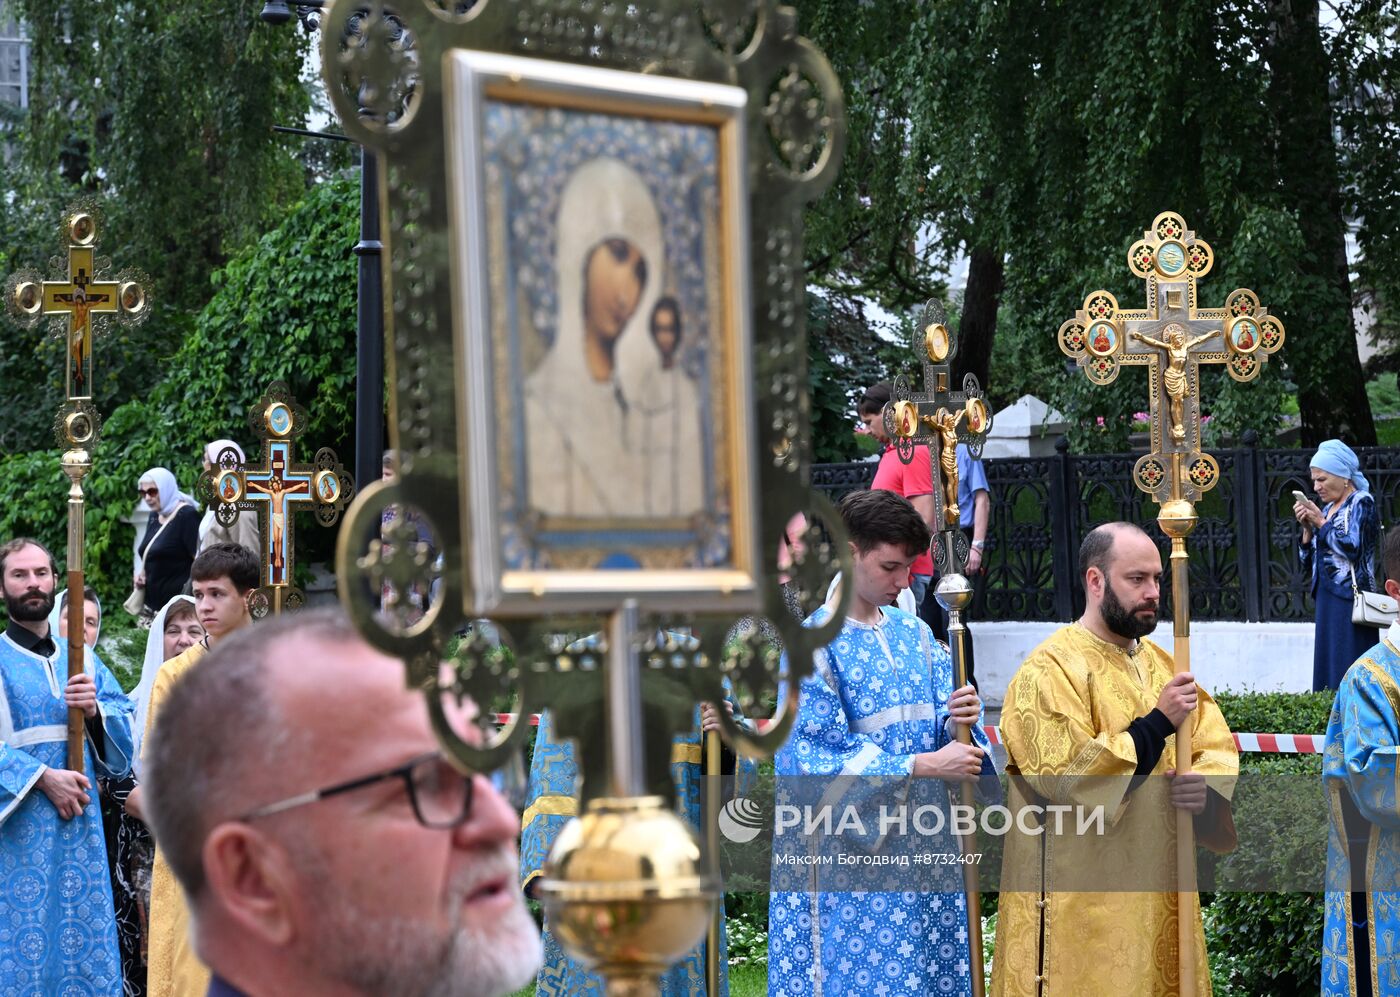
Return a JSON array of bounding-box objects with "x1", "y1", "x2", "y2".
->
[{"x1": 1292, "y1": 490, "x2": 1307, "y2": 503}]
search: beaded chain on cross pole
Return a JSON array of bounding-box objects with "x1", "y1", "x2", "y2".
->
[
  {"x1": 886, "y1": 297, "x2": 994, "y2": 996},
  {"x1": 196, "y1": 381, "x2": 355, "y2": 617},
  {"x1": 4, "y1": 203, "x2": 151, "y2": 770},
  {"x1": 1057, "y1": 211, "x2": 1285, "y2": 993}
]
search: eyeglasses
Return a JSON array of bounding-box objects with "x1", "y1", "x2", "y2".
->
[
  {"x1": 239, "y1": 751, "x2": 475, "y2": 828},
  {"x1": 138, "y1": 487, "x2": 160, "y2": 498}
]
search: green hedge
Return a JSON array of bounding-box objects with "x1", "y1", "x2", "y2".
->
[
  {"x1": 1213, "y1": 689, "x2": 1334, "y2": 740},
  {"x1": 1206, "y1": 892, "x2": 1321, "y2": 996}
]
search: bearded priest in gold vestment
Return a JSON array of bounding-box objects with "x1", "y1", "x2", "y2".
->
[{"x1": 991, "y1": 523, "x2": 1239, "y2": 996}]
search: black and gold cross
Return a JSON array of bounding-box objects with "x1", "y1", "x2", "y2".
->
[
  {"x1": 9, "y1": 210, "x2": 147, "y2": 403},
  {"x1": 884, "y1": 298, "x2": 993, "y2": 575}
]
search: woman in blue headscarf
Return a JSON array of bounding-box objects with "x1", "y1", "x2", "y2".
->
[
  {"x1": 133, "y1": 467, "x2": 200, "y2": 620},
  {"x1": 1294, "y1": 439, "x2": 1380, "y2": 690}
]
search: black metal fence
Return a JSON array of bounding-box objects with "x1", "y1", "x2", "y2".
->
[{"x1": 812, "y1": 436, "x2": 1400, "y2": 624}]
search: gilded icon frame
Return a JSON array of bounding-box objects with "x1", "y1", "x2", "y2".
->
[{"x1": 447, "y1": 51, "x2": 758, "y2": 615}]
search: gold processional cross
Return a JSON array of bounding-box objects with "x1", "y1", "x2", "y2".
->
[
  {"x1": 198, "y1": 381, "x2": 354, "y2": 617},
  {"x1": 1056, "y1": 211, "x2": 1285, "y2": 994},
  {"x1": 886, "y1": 297, "x2": 994, "y2": 997},
  {"x1": 886, "y1": 298, "x2": 993, "y2": 573},
  {"x1": 1058, "y1": 210, "x2": 1284, "y2": 503},
  {"x1": 5, "y1": 206, "x2": 149, "y2": 769}
]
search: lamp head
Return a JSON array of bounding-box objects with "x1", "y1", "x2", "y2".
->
[{"x1": 259, "y1": 1, "x2": 293, "y2": 25}]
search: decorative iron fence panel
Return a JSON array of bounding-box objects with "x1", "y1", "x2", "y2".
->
[{"x1": 811, "y1": 440, "x2": 1400, "y2": 624}]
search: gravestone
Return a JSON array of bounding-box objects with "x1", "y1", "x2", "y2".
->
[{"x1": 982, "y1": 394, "x2": 1066, "y2": 459}]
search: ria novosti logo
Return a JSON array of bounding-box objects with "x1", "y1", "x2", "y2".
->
[{"x1": 717, "y1": 797, "x2": 766, "y2": 843}]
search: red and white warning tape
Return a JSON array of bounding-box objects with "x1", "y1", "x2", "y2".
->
[
  {"x1": 1229, "y1": 732, "x2": 1325, "y2": 754},
  {"x1": 980, "y1": 724, "x2": 1324, "y2": 754},
  {"x1": 492, "y1": 714, "x2": 1324, "y2": 754}
]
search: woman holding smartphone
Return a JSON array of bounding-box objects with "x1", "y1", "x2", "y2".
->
[{"x1": 1293, "y1": 439, "x2": 1379, "y2": 691}]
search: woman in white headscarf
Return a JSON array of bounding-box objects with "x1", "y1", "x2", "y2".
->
[
  {"x1": 129, "y1": 595, "x2": 202, "y2": 769},
  {"x1": 197, "y1": 439, "x2": 261, "y2": 556},
  {"x1": 133, "y1": 467, "x2": 200, "y2": 619},
  {"x1": 523, "y1": 157, "x2": 666, "y2": 519},
  {"x1": 111, "y1": 595, "x2": 202, "y2": 997}
]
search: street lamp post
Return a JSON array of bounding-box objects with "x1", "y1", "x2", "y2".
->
[{"x1": 259, "y1": 0, "x2": 384, "y2": 488}]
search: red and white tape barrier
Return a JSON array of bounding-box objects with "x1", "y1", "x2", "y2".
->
[{"x1": 491, "y1": 714, "x2": 1323, "y2": 754}]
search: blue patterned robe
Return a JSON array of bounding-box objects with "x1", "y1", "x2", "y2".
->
[
  {"x1": 1323, "y1": 623, "x2": 1400, "y2": 995},
  {"x1": 768, "y1": 604, "x2": 997, "y2": 997},
  {"x1": 1, "y1": 632, "x2": 135, "y2": 996},
  {"x1": 521, "y1": 703, "x2": 754, "y2": 995},
  {"x1": 1302, "y1": 488, "x2": 1379, "y2": 690}
]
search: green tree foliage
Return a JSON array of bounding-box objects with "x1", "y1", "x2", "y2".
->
[
  {"x1": 806, "y1": 293, "x2": 911, "y2": 463},
  {"x1": 0, "y1": 179, "x2": 359, "y2": 608},
  {"x1": 1334, "y1": 2, "x2": 1400, "y2": 362},
  {"x1": 1205, "y1": 891, "x2": 1322, "y2": 995},
  {"x1": 797, "y1": 1, "x2": 943, "y2": 311},
  {"x1": 0, "y1": 0, "x2": 317, "y2": 452},
  {"x1": 796, "y1": 0, "x2": 1397, "y2": 451}
]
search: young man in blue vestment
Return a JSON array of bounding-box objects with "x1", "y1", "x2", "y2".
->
[
  {"x1": 1324, "y1": 527, "x2": 1400, "y2": 996},
  {"x1": 0, "y1": 537, "x2": 134, "y2": 995},
  {"x1": 768, "y1": 489, "x2": 997, "y2": 997}
]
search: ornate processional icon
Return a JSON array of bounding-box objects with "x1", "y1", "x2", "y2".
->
[
  {"x1": 316, "y1": 0, "x2": 848, "y2": 989},
  {"x1": 1056, "y1": 211, "x2": 1285, "y2": 994},
  {"x1": 198, "y1": 381, "x2": 355, "y2": 617},
  {"x1": 5, "y1": 204, "x2": 151, "y2": 769}
]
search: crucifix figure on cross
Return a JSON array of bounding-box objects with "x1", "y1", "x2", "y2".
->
[
  {"x1": 1058, "y1": 210, "x2": 1285, "y2": 504},
  {"x1": 884, "y1": 298, "x2": 993, "y2": 576},
  {"x1": 883, "y1": 296, "x2": 995, "y2": 997},
  {"x1": 197, "y1": 381, "x2": 355, "y2": 617}
]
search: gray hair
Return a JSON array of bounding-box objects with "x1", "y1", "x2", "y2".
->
[{"x1": 143, "y1": 606, "x2": 359, "y2": 900}]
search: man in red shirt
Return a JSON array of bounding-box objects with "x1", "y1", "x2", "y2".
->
[{"x1": 857, "y1": 383, "x2": 939, "y2": 606}]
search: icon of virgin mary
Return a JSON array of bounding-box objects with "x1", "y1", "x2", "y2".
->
[{"x1": 523, "y1": 157, "x2": 668, "y2": 519}]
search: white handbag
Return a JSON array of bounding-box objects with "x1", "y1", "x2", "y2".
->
[{"x1": 1350, "y1": 563, "x2": 1397, "y2": 628}]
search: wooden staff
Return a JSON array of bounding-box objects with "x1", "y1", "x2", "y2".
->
[
  {"x1": 704, "y1": 728, "x2": 721, "y2": 996},
  {"x1": 60, "y1": 446, "x2": 91, "y2": 771},
  {"x1": 1159, "y1": 460, "x2": 1200, "y2": 994}
]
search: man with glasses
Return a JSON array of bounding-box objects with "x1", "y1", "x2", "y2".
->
[{"x1": 143, "y1": 607, "x2": 542, "y2": 997}]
